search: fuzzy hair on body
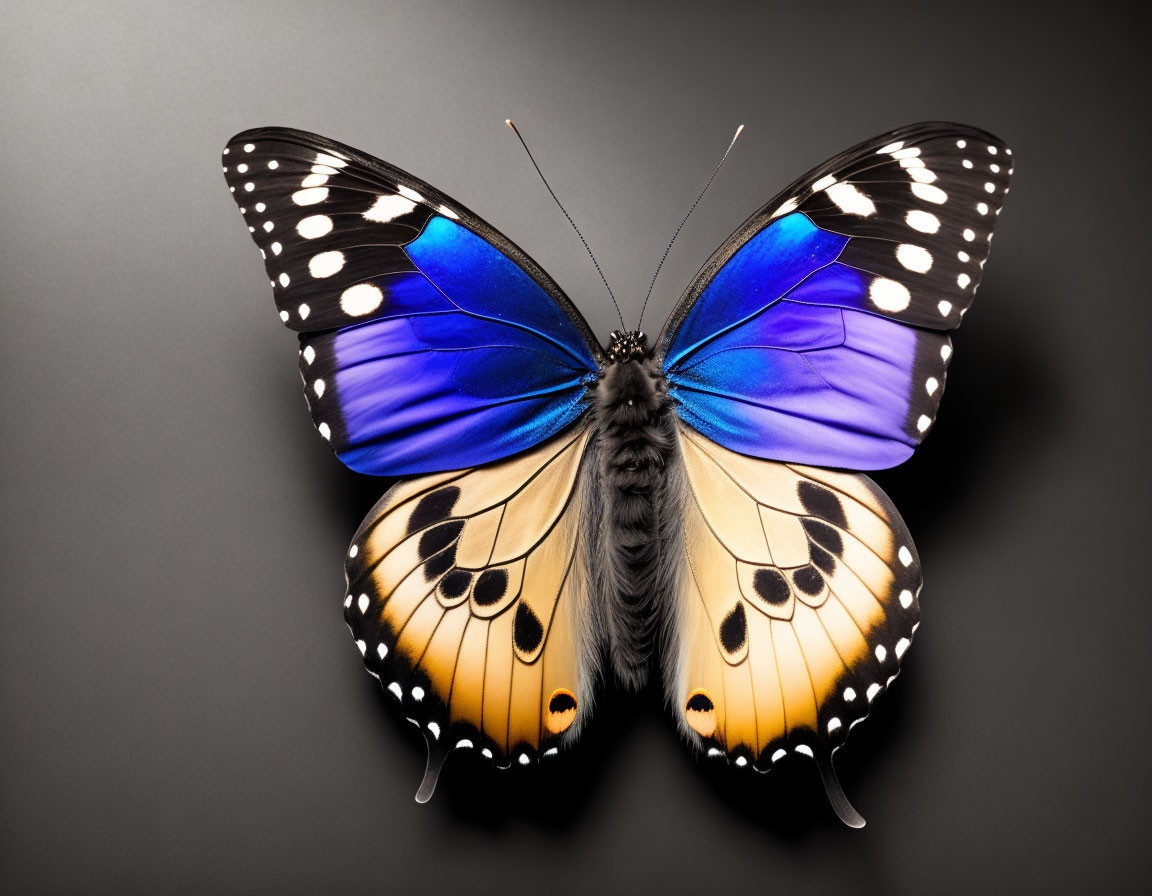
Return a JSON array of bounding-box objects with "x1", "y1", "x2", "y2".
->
[{"x1": 586, "y1": 356, "x2": 686, "y2": 691}]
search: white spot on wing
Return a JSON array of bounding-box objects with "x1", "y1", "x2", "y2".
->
[
  {"x1": 941, "y1": 344, "x2": 952, "y2": 361},
  {"x1": 309, "y1": 250, "x2": 345, "y2": 278},
  {"x1": 278, "y1": 310, "x2": 289, "y2": 322},
  {"x1": 899, "y1": 545, "x2": 914, "y2": 566},
  {"x1": 875, "y1": 644, "x2": 887, "y2": 662},
  {"x1": 869, "y1": 277, "x2": 911, "y2": 312},
  {"x1": 387, "y1": 682, "x2": 402, "y2": 699},
  {"x1": 926, "y1": 376, "x2": 939, "y2": 395},
  {"x1": 911, "y1": 182, "x2": 947, "y2": 204},
  {"x1": 795, "y1": 744, "x2": 814, "y2": 757},
  {"x1": 301, "y1": 173, "x2": 329, "y2": 188},
  {"x1": 297, "y1": 215, "x2": 333, "y2": 239},
  {"x1": 828, "y1": 718, "x2": 842, "y2": 733},
  {"x1": 877, "y1": 141, "x2": 904, "y2": 153},
  {"x1": 963, "y1": 228, "x2": 975, "y2": 241},
  {"x1": 427, "y1": 722, "x2": 440, "y2": 739},
  {"x1": 771, "y1": 197, "x2": 799, "y2": 218},
  {"x1": 957, "y1": 273, "x2": 971, "y2": 288},
  {"x1": 317, "y1": 422, "x2": 331, "y2": 440},
  {"x1": 278, "y1": 272, "x2": 290, "y2": 287},
  {"x1": 866, "y1": 683, "x2": 881, "y2": 701},
  {"x1": 826, "y1": 181, "x2": 876, "y2": 216},
  {"x1": 899, "y1": 589, "x2": 914, "y2": 609},
  {"x1": 938, "y1": 300, "x2": 953, "y2": 316},
  {"x1": 364, "y1": 194, "x2": 417, "y2": 222},
  {"x1": 917, "y1": 414, "x2": 932, "y2": 433},
  {"x1": 437, "y1": 204, "x2": 459, "y2": 219},
  {"x1": 811, "y1": 173, "x2": 837, "y2": 192},
  {"x1": 411, "y1": 686, "x2": 424, "y2": 701},
  {"x1": 377, "y1": 642, "x2": 387, "y2": 659},
  {"x1": 271, "y1": 242, "x2": 282, "y2": 255},
  {"x1": 357, "y1": 593, "x2": 369, "y2": 613},
  {"x1": 771, "y1": 748, "x2": 787, "y2": 762},
  {"x1": 895, "y1": 637, "x2": 910, "y2": 658},
  {"x1": 340, "y1": 283, "x2": 384, "y2": 316},
  {"x1": 844, "y1": 687, "x2": 857, "y2": 701},
  {"x1": 396, "y1": 185, "x2": 425, "y2": 203},
  {"x1": 292, "y1": 187, "x2": 329, "y2": 205},
  {"x1": 314, "y1": 378, "x2": 325, "y2": 398},
  {"x1": 315, "y1": 152, "x2": 347, "y2": 168},
  {"x1": 906, "y1": 210, "x2": 940, "y2": 233},
  {"x1": 896, "y1": 244, "x2": 932, "y2": 273}
]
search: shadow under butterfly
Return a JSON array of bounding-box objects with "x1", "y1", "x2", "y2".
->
[{"x1": 222, "y1": 119, "x2": 1015, "y2": 827}]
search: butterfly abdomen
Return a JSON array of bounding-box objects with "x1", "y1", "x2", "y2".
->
[{"x1": 594, "y1": 357, "x2": 675, "y2": 688}]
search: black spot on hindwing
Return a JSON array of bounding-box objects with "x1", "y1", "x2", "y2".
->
[
  {"x1": 548, "y1": 691, "x2": 577, "y2": 713},
  {"x1": 418, "y1": 521, "x2": 463, "y2": 580},
  {"x1": 810, "y1": 545, "x2": 837, "y2": 574},
  {"x1": 472, "y1": 568, "x2": 508, "y2": 606},
  {"x1": 793, "y1": 565, "x2": 824, "y2": 596},
  {"x1": 424, "y1": 543, "x2": 457, "y2": 579},
  {"x1": 719, "y1": 603, "x2": 748, "y2": 653},
  {"x1": 686, "y1": 692, "x2": 714, "y2": 712},
  {"x1": 513, "y1": 602, "x2": 544, "y2": 653},
  {"x1": 438, "y1": 569, "x2": 472, "y2": 599},
  {"x1": 797, "y1": 481, "x2": 847, "y2": 529},
  {"x1": 407, "y1": 486, "x2": 461, "y2": 534},
  {"x1": 802, "y1": 518, "x2": 844, "y2": 555},
  {"x1": 753, "y1": 568, "x2": 790, "y2": 606},
  {"x1": 418, "y1": 521, "x2": 463, "y2": 560}
]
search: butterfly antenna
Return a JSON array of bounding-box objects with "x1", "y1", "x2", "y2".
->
[
  {"x1": 637, "y1": 124, "x2": 744, "y2": 331},
  {"x1": 506, "y1": 119, "x2": 626, "y2": 331}
]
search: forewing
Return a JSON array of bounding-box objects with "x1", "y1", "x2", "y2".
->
[
  {"x1": 665, "y1": 425, "x2": 922, "y2": 825},
  {"x1": 222, "y1": 128, "x2": 601, "y2": 475},
  {"x1": 659, "y1": 122, "x2": 1012, "y2": 470},
  {"x1": 344, "y1": 426, "x2": 599, "y2": 799}
]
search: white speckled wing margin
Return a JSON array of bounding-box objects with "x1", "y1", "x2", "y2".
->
[
  {"x1": 220, "y1": 127, "x2": 600, "y2": 350},
  {"x1": 657, "y1": 122, "x2": 1013, "y2": 354}
]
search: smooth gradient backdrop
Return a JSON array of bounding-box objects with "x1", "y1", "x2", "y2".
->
[{"x1": 2, "y1": 1, "x2": 1149, "y2": 893}]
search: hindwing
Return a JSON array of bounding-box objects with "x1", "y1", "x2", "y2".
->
[{"x1": 344, "y1": 427, "x2": 598, "y2": 799}]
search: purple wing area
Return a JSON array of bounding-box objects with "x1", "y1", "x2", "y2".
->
[
  {"x1": 223, "y1": 128, "x2": 601, "y2": 477},
  {"x1": 670, "y1": 299, "x2": 944, "y2": 468},
  {"x1": 660, "y1": 123, "x2": 1011, "y2": 470},
  {"x1": 300, "y1": 217, "x2": 598, "y2": 476}
]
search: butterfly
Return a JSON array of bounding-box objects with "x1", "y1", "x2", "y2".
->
[{"x1": 221, "y1": 121, "x2": 1011, "y2": 827}]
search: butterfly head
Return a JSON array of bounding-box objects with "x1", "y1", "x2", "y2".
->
[{"x1": 606, "y1": 329, "x2": 649, "y2": 363}]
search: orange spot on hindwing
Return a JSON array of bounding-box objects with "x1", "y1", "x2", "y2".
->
[
  {"x1": 546, "y1": 688, "x2": 578, "y2": 734},
  {"x1": 685, "y1": 689, "x2": 717, "y2": 737}
]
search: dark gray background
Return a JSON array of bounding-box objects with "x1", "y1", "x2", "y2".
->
[{"x1": 2, "y1": 1, "x2": 1148, "y2": 893}]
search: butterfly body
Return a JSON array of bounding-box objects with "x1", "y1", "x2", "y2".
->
[
  {"x1": 590, "y1": 343, "x2": 675, "y2": 688},
  {"x1": 223, "y1": 122, "x2": 1011, "y2": 825}
]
